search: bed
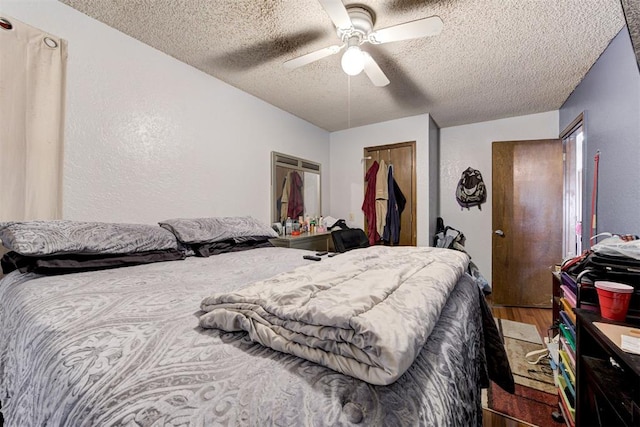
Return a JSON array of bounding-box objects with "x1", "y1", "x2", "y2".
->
[{"x1": 0, "y1": 218, "x2": 511, "y2": 426}]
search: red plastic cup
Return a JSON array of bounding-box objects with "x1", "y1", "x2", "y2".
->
[{"x1": 595, "y1": 281, "x2": 634, "y2": 321}]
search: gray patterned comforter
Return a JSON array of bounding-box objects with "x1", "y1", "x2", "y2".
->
[
  {"x1": 200, "y1": 246, "x2": 469, "y2": 386},
  {"x1": 0, "y1": 247, "x2": 486, "y2": 426}
]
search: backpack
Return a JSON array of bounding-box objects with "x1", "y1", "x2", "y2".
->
[{"x1": 456, "y1": 167, "x2": 487, "y2": 210}]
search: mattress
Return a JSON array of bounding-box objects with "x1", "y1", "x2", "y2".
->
[{"x1": 0, "y1": 247, "x2": 486, "y2": 426}]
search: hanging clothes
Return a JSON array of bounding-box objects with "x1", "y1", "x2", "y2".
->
[
  {"x1": 394, "y1": 180, "x2": 406, "y2": 218},
  {"x1": 383, "y1": 165, "x2": 400, "y2": 245},
  {"x1": 279, "y1": 172, "x2": 291, "y2": 222},
  {"x1": 362, "y1": 161, "x2": 380, "y2": 245},
  {"x1": 375, "y1": 160, "x2": 388, "y2": 238},
  {"x1": 287, "y1": 171, "x2": 304, "y2": 219},
  {"x1": 384, "y1": 170, "x2": 407, "y2": 245},
  {"x1": 276, "y1": 176, "x2": 286, "y2": 221}
]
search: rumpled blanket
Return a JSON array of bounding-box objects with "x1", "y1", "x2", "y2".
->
[{"x1": 200, "y1": 246, "x2": 469, "y2": 385}]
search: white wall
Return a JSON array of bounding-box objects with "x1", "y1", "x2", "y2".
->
[
  {"x1": 0, "y1": 2, "x2": 563, "y2": 264},
  {"x1": 329, "y1": 114, "x2": 433, "y2": 246},
  {"x1": 439, "y1": 111, "x2": 559, "y2": 283},
  {"x1": 0, "y1": 1, "x2": 329, "y2": 225}
]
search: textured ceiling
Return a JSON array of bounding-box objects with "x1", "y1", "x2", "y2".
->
[{"x1": 60, "y1": 0, "x2": 624, "y2": 131}]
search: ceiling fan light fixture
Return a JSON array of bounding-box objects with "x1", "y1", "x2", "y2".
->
[
  {"x1": 286, "y1": 1, "x2": 441, "y2": 86},
  {"x1": 341, "y1": 46, "x2": 364, "y2": 76}
]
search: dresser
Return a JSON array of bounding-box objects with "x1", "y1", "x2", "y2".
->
[{"x1": 269, "y1": 231, "x2": 334, "y2": 252}]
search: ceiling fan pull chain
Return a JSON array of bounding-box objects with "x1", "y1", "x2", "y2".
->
[{"x1": 347, "y1": 75, "x2": 351, "y2": 129}]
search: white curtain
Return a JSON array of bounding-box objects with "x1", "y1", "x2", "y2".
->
[{"x1": 0, "y1": 15, "x2": 67, "y2": 221}]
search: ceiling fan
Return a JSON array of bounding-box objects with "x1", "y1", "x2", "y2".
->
[{"x1": 284, "y1": 0, "x2": 443, "y2": 87}]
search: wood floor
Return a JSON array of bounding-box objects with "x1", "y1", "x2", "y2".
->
[
  {"x1": 482, "y1": 301, "x2": 553, "y2": 427},
  {"x1": 489, "y1": 303, "x2": 553, "y2": 341}
]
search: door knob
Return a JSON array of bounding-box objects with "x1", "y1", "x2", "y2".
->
[{"x1": 494, "y1": 230, "x2": 505, "y2": 237}]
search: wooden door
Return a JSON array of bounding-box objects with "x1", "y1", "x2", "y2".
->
[
  {"x1": 492, "y1": 139, "x2": 562, "y2": 307},
  {"x1": 364, "y1": 141, "x2": 416, "y2": 246}
]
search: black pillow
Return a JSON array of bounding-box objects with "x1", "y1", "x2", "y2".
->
[
  {"x1": 190, "y1": 238, "x2": 274, "y2": 257},
  {"x1": 1, "y1": 249, "x2": 185, "y2": 275}
]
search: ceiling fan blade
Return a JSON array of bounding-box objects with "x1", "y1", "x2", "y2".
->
[
  {"x1": 283, "y1": 45, "x2": 343, "y2": 69},
  {"x1": 369, "y1": 16, "x2": 443, "y2": 44},
  {"x1": 362, "y1": 52, "x2": 390, "y2": 87},
  {"x1": 318, "y1": 0, "x2": 353, "y2": 30}
]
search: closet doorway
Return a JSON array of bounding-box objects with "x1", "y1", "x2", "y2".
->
[
  {"x1": 561, "y1": 114, "x2": 584, "y2": 259},
  {"x1": 363, "y1": 141, "x2": 416, "y2": 246}
]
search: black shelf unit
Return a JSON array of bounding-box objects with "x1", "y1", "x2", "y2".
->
[{"x1": 575, "y1": 309, "x2": 640, "y2": 426}]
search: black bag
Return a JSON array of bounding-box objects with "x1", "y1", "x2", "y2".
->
[
  {"x1": 564, "y1": 251, "x2": 640, "y2": 320},
  {"x1": 331, "y1": 229, "x2": 369, "y2": 253},
  {"x1": 434, "y1": 225, "x2": 466, "y2": 251},
  {"x1": 456, "y1": 167, "x2": 487, "y2": 210},
  {"x1": 561, "y1": 250, "x2": 593, "y2": 278},
  {"x1": 328, "y1": 219, "x2": 350, "y2": 230}
]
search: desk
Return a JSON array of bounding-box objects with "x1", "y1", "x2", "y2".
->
[{"x1": 270, "y1": 231, "x2": 333, "y2": 252}]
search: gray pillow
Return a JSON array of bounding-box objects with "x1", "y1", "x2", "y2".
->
[
  {"x1": 159, "y1": 216, "x2": 278, "y2": 244},
  {"x1": 0, "y1": 220, "x2": 179, "y2": 256}
]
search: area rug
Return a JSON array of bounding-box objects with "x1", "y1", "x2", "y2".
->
[
  {"x1": 483, "y1": 318, "x2": 562, "y2": 426},
  {"x1": 497, "y1": 318, "x2": 556, "y2": 394},
  {"x1": 488, "y1": 383, "x2": 560, "y2": 427}
]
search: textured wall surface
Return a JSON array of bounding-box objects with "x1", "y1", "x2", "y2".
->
[
  {"x1": 1, "y1": 1, "x2": 330, "y2": 225},
  {"x1": 329, "y1": 114, "x2": 433, "y2": 246},
  {"x1": 560, "y1": 28, "x2": 640, "y2": 243},
  {"x1": 439, "y1": 111, "x2": 559, "y2": 283},
  {"x1": 55, "y1": 0, "x2": 623, "y2": 132}
]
